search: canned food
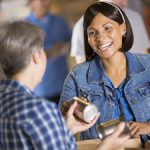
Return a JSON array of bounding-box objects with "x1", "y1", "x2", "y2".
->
[
  {"x1": 73, "y1": 97, "x2": 99, "y2": 123},
  {"x1": 96, "y1": 118, "x2": 130, "y2": 139}
]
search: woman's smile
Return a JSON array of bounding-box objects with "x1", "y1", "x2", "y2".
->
[
  {"x1": 97, "y1": 41, "x2": 113, "y2": 52},
  {"x1": 88, "y1": 13, "x2": 125, "y2": 59}
]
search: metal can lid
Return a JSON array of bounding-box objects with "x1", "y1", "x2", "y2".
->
[
  {"x1": 98, "y1": 132, "x2": 103, "y2": 139},
  {"x1": 83, "y1": 104, "x2": 98, "y2": 122}
]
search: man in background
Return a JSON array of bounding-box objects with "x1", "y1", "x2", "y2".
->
[{"x1": 26, "y1": 0, "x2": 72, "y2": 104}]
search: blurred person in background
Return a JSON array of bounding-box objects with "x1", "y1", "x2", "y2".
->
[
  {"x1": 127, "y1": 0, "x2": 144, "y2": 18},
  {"x1": 26, "y1": 0, "x2": 72, "y2": 104},
  {"x1": 71, "y1": 0, "x2": 150, "y2": 64}
]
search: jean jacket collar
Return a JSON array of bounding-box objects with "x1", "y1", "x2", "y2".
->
[{"x1": 87, "y1": 52, "x2": 145, "y2": 83}]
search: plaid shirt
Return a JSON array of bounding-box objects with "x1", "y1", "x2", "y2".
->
[{"x1": 0, "y1": 80, "x2": 77, "y2": 150}]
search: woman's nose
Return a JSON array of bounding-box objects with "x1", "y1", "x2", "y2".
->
[{"x1": 95, "y1": 32, "x2": 105, "y2": 42}]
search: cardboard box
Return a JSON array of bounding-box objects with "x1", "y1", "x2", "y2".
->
[{"x1": 76, "y1": 138, "x2": 142, "y2": 150}]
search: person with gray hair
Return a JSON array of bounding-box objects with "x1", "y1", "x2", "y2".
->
[
  {"x1": 26, "y1": 0, "x2": 72, "y2": 105},
  {"x1": 0, "y1": 20, "x2": 130, "y2": 150}
]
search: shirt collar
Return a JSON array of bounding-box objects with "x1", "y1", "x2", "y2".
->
[
  {"x1": 87, "y1": 52, "x2": 145, "y2": 83},
  {"x1": 0, "y1": 80, "x2": 34, "y2": 95},
  {"x1": 125, "y1": 52, "x2": 145, "y2": 77},
  {"x1": 88, "y1": 56, "x2": 106, "y2": 83}
]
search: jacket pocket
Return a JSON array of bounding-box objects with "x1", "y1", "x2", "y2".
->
[
  {"x1": 137, "y1": 81, "x2": 150, "y2": 97},
  {"x1": 78, "y1": 87, "x2": 103, "y2": 102}
]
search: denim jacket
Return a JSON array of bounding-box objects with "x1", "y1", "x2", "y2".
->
[{"x1": 59, "y1": 52, "x2": 150, "y2": 141}]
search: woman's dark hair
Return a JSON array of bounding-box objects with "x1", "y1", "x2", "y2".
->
[
  {"x1": 83, "y1": 2, "x2": 134, "y2": 61},
  {"x1": 0, "y1": 21, "x2": 44, "y2": 79}
]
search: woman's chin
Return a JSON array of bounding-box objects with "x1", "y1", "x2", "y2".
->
[{"x1": 97, "y1": 50, "x2": 114, "y2": 59}]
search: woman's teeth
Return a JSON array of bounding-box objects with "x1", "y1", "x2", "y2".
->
[{"x1": 98, "y1": 42, "x2": 112, "y2": 51}]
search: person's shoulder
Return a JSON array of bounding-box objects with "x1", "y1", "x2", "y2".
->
[
  {"x1": 20, "y1": 96, "x2": 61, "y2": 125},
  {"x1": 135, "y1": 53, "x2": 150, "y2": 60},
  {"x1": 135, "y1": 53, "x2": 150, "y2": 67},
  {"x1": 74, "y1": 16, "x2": 84, "y2": 27},
  {"x1": 30, "y1": 95, "x2": 57, "y2": 109},
  {"x1": 48, "y1": 13, "x2": 67, "y2": 23},
  {"x1": 21, "y1": 94, "x2": 58, "y2": 115},
  {"x1": 73, "y1": 16, "x2": 84, "y2": 32},
  {"x1": 25, "y1": 12, "x2": 34, "y2": 21},
  {"x1": 72, "y1": 60, "x2": 89, "y2": 70},
  {"x1": 124, "y1": 8, "x2": 142, "y2": 18},
  {"x1": 70, "y1": 59, "x2": 95, "y2": 76}
]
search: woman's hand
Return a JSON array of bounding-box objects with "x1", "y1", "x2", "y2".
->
[
  {"x1": 129, "y1": 121, "x2": 150, "y2": 138},
  {"x1": 66, "y1": 101, "x2": 100, "y2": 135},
  {"x1": 97, "y1": 122, "x2": 130, "y2": 150}
]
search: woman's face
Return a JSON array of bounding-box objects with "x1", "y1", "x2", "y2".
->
[{"x1": 87, "y1": 13, "x2": 126, "y2": 59}]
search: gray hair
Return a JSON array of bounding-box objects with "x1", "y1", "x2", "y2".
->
[{"x1": 0, "y1": 20, "x2": 44, "y2": 79}]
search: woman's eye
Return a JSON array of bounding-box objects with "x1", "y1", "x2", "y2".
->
[
  {"x1": 88, "y1": 31, "x2": 96, "y2": 36},
  {"x1": 105, "y1": 26, "x2": 112, "y2": 31}
]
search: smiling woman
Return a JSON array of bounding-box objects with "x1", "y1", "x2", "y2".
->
[
  {"x1": 58, "y1": 1, "x2": 150, "y2": 142},
  {"x1": 83, "y1": 1, "x2": 133, "y2": 61},
  {"x1": 86, "y1": 13, "x2": 126, "y2": 59}
]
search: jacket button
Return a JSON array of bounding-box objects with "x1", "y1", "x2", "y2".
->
[{"x1": 131, "y1": 99, "x2": 137, "y2": 104}]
